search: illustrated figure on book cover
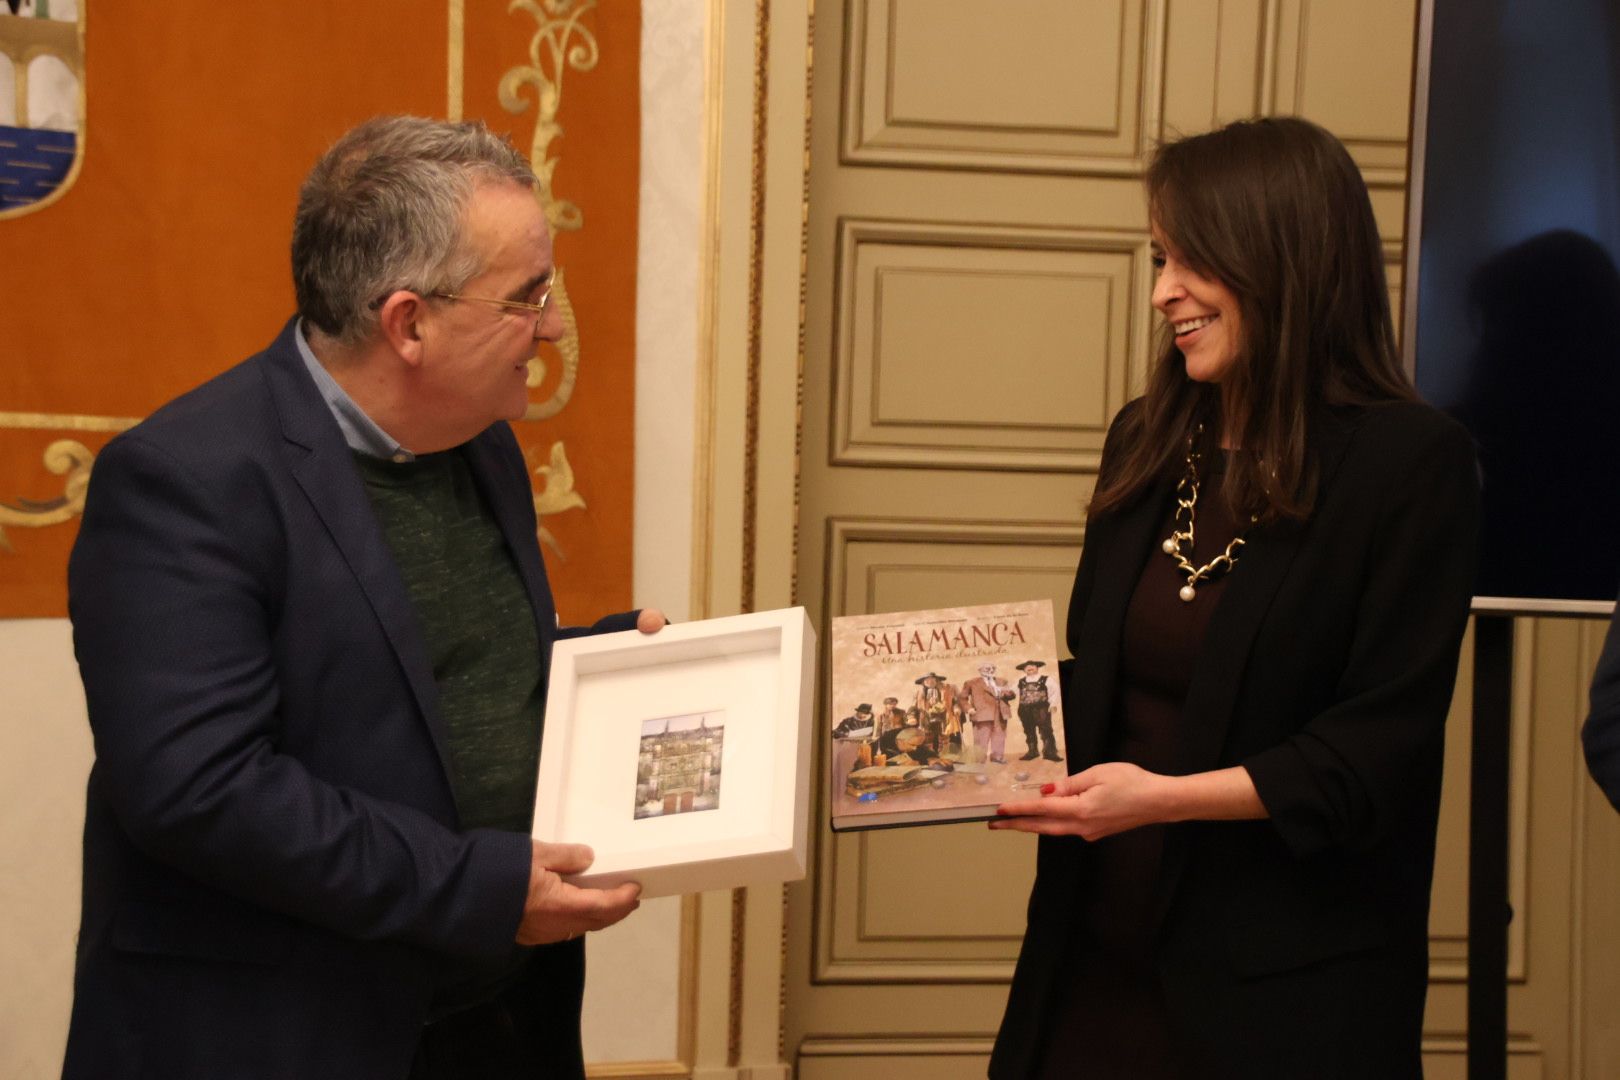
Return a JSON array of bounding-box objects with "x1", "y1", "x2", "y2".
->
[
  {"x1": 957, "y1": 663, "x2": 1018, "y2": 764},
  {"x1": 1014, "y1": 660, "x2": 1061, "y2": 762},
  {"x1": 913, "y1": 672, "x2": 961, "y2": 754}
]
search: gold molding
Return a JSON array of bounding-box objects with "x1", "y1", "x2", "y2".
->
[
  {"x1": 790, "y1": 0, "x2": 815, "y2": 612},
  {"x1": 799, "y1": 1035, "x2": 996, "y2": 1058},
  {"x1": 728, "y1": 885, "x2": 747, "y2": 1068},
  {"x1": 1259, "y1": 0, "x2": 1281, "y2": 118},
  {"x1": 730, "y1": 1, "x2": 772, "y2": 1063},
  {"x1": 584, "y1": 1062, "x2": 691, "y2": 1080},
  {"x1": 1569, "y1": 618, "x2": 1602, "y2": 1074},
  {"x1": 1261, "y1": 0, "x2": 1409, "y2": 189},
  {"x1": 1508, "y1": 619, "x2": 1535, "y2": 982},
  {"x1": 795, "y1": 1033, "x2": 1550, "y2": 1065},
  {"x1": 447, "y1": 0, "x2": 464, "y2": 122},
  {"x1": 677, "y1": 892, "x2": 699, "y2": 1068},
  {"x1": 740, "y1": 0, "x2": 769, "y2": 619},
  {"x1": 841, "y1": 0, "x2": 1165, "y2": 176},
  {"x1": 1418, "y1": 1034, "x2": 1545, "y2": 1062},
  {"x1": 780, "y1": 0, "x2": 815, "y2": 1061},
  {"x1": 0, "y1": 411, "x2": 140, "y2": 433},
  {"x1": 829, "y1": 219, "x2": 1150, "y2": 473}
]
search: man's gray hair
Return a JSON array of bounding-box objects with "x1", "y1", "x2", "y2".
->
[{"x1": 291, "y1": 115, "x2": 536, "y2": 345}]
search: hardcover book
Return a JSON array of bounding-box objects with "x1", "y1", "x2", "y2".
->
[{"x1": 828, "y1": 599, "x2": 1066, "y2": 831}]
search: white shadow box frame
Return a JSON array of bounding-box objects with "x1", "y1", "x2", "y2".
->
[{"x1": 532, "y1": 607, "x2": 816, "y2": 899}]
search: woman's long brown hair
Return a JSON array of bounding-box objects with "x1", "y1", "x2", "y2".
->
[{"x1": 1088, "y1": 117, "x2": 1415, "y2": 523}]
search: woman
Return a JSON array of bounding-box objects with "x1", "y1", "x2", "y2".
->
[{"x1": 988, "y1": 117, "x2": 1479, "y2": 1078}]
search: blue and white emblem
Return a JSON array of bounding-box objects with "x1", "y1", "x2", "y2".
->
[{"x1": 0, "y1": 0, "x2": 83, "y2": 216}]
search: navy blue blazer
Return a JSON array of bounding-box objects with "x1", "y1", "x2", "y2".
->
[
  {"x1": 991, "y1": 401, "x2": 1479, "y2": 1079},
  {"x1": 62, "y1": 320, "x2": 637, "y2": 1079}
]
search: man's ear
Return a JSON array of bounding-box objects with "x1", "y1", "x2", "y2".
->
[{"x1": 376, "y1": 290, "x2": 429, "y2": 368}]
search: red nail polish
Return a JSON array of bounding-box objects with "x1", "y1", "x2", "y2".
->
[{"x1": 1040, "y1": 783, "x2": 1056, "y2": 795}]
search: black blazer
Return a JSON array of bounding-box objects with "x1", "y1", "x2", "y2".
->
[
  {"x1": 63, "y1": 320, "x2": 637, "y2": 1080},
  {"x1": 991, "y1": 400, "x2": 1479, "y2": 1079}
]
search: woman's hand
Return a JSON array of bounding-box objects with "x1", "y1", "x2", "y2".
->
[
  {"x1": 988, "y1": 763, "x2": 1265, "y2": 841},
  {"x1": 989, "y1": 762, "x2": 1174, "y2": 841}
]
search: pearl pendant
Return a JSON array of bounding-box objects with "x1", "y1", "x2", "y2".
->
[
  {"x1": 1161, "y1": 538, "x2": 1176, "y2": 554},
  {"x1": 1179, "y1": 584, "x2": 1196, "y2": 602}
]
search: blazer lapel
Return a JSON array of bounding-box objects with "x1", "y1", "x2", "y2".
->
[
  {"x1": 1151, "y1": 409, "x2": 1361, "y2": 931},
  {"x1": 258, "y1": 323, "x2": 454, "y2": 780},
  {"x1": 1169, "y1": 409, "x2": 1360, "y2": 777},
  {"x1": 1167, "y1": 519, "x2": 1304, "y2": 776}
]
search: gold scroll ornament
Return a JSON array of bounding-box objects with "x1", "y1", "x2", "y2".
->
[
  {"x1": 499, "y1": 0, "x2": 600, "y2": 555},
  {"x1": 0, "y1": 438, "x2": 94, "y2": 553}
]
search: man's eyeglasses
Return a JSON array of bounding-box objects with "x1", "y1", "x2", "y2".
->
[{"x1": 428, "y1": 282, "x2": 554, "y2": 319}]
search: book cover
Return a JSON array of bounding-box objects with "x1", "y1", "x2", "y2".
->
[{"x1": 828, "y1": 599, "x2": 1066, "y2": 831}]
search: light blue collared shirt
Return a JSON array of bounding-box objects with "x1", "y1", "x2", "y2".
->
[{"x1": 293, "y1": 321, "x2": 416, "y2": 463}]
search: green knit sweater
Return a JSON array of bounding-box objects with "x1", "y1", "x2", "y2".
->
[{"x1": 352, "y1": 449, "x2": 543, "y2": 833}]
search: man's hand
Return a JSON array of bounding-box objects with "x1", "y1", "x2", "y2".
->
[
  {"x1": 516, "y1": 841, "x2": 642, "y2": 946},
  {"x1": 637, "y1": 608, "x2": 668, "y2": 634}
]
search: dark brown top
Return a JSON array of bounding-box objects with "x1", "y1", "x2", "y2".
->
[{"x1": 1037, "y1": 457, "x2": 1243, "y2": 1079}]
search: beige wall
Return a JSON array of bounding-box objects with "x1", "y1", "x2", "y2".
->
[{"x1": 0, "y1": 618, "x2": 90, "y2": 1079}]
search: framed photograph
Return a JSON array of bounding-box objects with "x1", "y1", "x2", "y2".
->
[{"x1": 532, "y1": 607, "x2": 815, "y2": 898}]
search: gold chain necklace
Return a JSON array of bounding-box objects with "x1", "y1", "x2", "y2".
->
[{"x1": 1160, "y1": 425, "x2": 1247, "y2": 602}]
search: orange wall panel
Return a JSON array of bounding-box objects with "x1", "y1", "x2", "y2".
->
[
  {"x1": 0, "y1": 2, "x2": 639, "y2": 622},
  {"x1": 461, "y1": 0, "x2": 639, "y2": 625}
]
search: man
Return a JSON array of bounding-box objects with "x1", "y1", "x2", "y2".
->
[
  {"x1": 876, "y1": 695, "x2": 906, "y2": 736},
  {"x1": 913, "y1": 672, "x2": 958, "y2": 754},
  {"x1": 957, "y1": 663, "x2": 1015, "y2": 764},
  {"x1": 875, "y1": 724, "x2": 953, "y2": 770},
  {"x1": 830, "y1": 703, "x2": 876, "y2": 796},
  {"x1": 63, "y1": 116, "x2": 660, "y2": 1080},
  {"x1": 832, "y1": 703, "x2": 875, "y2": 739},
  {"x1": 1013, "y1": 660, "x2": 1061, "y2": 762}
]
